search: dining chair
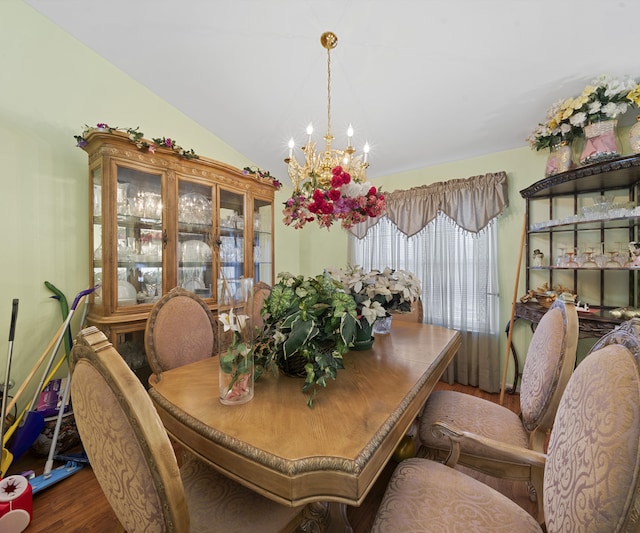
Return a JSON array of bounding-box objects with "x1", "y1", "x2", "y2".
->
[
  {"x1": 372, "y1": 341, "x2": 640, "y2": 532},
  {"x1": 252, "y1": 281, "x2": 271, "y2": 330},
  {"x1": 588, "y1": 317, "x2": 640, "y2": 357},
  {"x1": 144, "y1": 287, "x2": 216, "y2": 385},
  {"x1": 417, "y1": 295, "x2": 579, "y2": 523},
  {"x1": 393, "y1": 297, "x2": 423, "y2": 323},
  {"x1": 70, "y1": 326, "x2": 306, "y2": 533}
]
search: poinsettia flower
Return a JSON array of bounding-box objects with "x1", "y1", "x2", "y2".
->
[
  {"x1": 360, "y1": 299, "x2": 387, "y2": 324},
  {"x1": 328, "y1": 265, "x2": 422, "y2": 315}
]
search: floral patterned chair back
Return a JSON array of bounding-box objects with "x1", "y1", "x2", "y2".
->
[
  {"x1": 519, "y1": 296, "x2": 579, "y2": 437},
  {"x1": 543, "y1": 342, "x2": 640, "y2": 531},
  {"x1": 71, "y1": 326, "x2": 190, "y2": 531},
  {"x1": 71, "y1": 326, "x2": 306, "y2": 533},
  {"x1": 587, "y1": 317, "x2": 640, "y2": 359},
  {"x1": 418, "y1": 296, "x2": 578, "y2": 523},
  {"x1": 372, "y1": 341, "x2": 640, "y2": 532},
  {"x1": 144, "y1": 287, "x2": 216, "y2": 385}
]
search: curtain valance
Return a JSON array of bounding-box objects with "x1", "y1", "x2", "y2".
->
[{"x1": 349, "y1": 171, "x2": 508, "y2": 239}]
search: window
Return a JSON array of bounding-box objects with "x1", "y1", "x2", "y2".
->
[{"x1": 349, "y1": 214, "x2": 501, "y2": 391}]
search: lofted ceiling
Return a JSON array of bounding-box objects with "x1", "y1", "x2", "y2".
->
[{"x1": 24, "y1": 0, "x2": 640, "y2": 181}]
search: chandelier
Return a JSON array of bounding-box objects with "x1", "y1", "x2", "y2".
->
[{"x1": 282, "y1": 32, "x2": 385, "y2": 230}]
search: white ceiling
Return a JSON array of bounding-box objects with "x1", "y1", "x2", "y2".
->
[{"x1": 25, "y1": 0, "x2": 640, "y2": 181}]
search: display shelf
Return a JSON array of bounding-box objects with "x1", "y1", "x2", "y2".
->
[
  {"x1": 522, "y1": 156, "x2": 640, "y2": 316},
  {"x1": 520, "y1": 154, "x2": 640, "y2": 198},
  {"x1": 507, "y1": 155, "x2": 640, "y2": 391}
]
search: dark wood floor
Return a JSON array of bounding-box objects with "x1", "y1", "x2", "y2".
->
[{"x1": 9, "y1": 382, "x2": 529, "y2": 532}]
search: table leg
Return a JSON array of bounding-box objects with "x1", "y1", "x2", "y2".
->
[
  {"x1": 298, "y1": 501, "x2": 353, "y2": 533},
  {"x1": 327, "y1": 502, "x2": 353, "y2": 533}
]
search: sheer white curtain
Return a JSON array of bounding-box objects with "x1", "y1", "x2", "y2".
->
[{"x1": 349, "y1": 213, "x2": 501, "y2": 392}]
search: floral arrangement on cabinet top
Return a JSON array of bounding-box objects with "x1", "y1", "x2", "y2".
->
[{"x1": 526, "y1": 74, "x2": 640, "y2": 175}]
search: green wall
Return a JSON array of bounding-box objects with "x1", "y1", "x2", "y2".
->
[
  {"x1": 0, "y1": 0, "x2": 269, "y2": 405},
  {"x1": 0, "y1": 0, "x2": 602, "y2": 410}
]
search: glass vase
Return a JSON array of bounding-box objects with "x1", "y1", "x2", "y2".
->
[
  {"x1": 373, "y1": 315, "x2": 393, "y2": 335},
  {"x1": 629, "y1": 116, "x2": 640, "y2": 154},
  {"x1": 217, "y1": 277, "x2": 254, "y2": 405},
  {"x1": 579, "y1": 118, "x2": 620, "y2": 165},
  {"x1": 545, "y1": 141, "x2": 572, "y2": 177}
]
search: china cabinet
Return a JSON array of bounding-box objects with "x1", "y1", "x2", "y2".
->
[
  {"x1": 82, "y1": 130, "x2": 275, "y2": 382},
  {"x1": 508, "y1": 154, "x2": 640, "y2": 389}
]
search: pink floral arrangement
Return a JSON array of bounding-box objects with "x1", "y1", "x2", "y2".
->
[{"x1": 283, "y1": 166, "x2": 386, "y2": 230}]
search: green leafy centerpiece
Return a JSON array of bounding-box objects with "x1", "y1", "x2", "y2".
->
[{"x1": 253, "y1": 271, "x2": 358, "y2": 407}]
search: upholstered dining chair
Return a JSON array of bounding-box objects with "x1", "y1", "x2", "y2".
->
[
  {"x1": 372, "y1": 341, "x2": 640, "y2": 532},
  {"x1": 70, "y1": 326, "x2": 306, "y2": 533},
  {"x1": 251, "y1": 281, "x2": 271, "y2": 330},
  {"x1": 417, "y1": 295, "x2": 579, "y2": 523},
  {"x1": 393, "y1": 297, "x2": 423, "y2": 323},
  {"x1": 587, "y1": 317, "x2": 640, "y2": 357},
  {"x1": 145, "y1": 287, "x2": 216, "y2": 385}
]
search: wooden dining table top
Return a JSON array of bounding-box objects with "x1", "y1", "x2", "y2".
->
[{"x1": 148, "y1": 321, "x2": 461, "y2": 507}]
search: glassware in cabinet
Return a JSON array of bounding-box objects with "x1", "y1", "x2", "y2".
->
[
  {"x1": 91, "y1": 165, "x2": 103, "y2": 307},
  {"x1": 82, "y1": 130, "x2": 276, "y2": 384},
  {"x1": 115, "y1": 165, "x2": 164, "y2": 308},
  {"x1": 218, "y1": 188, "x2": 246, "y2": 287},
  {"x1": 253, "y1": 198, "x2": 273, "y2": 284},
  {"x1": 178, "y1": 179, "x2": 214, "y2": 298},
  {"x1": 521, "y1": 155, "x2": 640, "y2": 336}
]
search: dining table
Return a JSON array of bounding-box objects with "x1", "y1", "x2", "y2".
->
[{"x1": 148, "y1": 320, "x2": 461, "y2": 532}]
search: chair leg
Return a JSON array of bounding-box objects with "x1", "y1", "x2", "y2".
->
[{"x1": 531, "y1": 466, "x2": 545, "y2": 525}]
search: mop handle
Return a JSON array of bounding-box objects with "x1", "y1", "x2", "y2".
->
[
  {"x1": 0, "y1": 299, "x2": 18, "y2": 443},
  {"x1": 9, "y1": 299, "x2": 18, "y2": 341},
  {"x1": 24, "y1": 286, "x2": 97, "y2": 413},
  {"x1": 43, "y1": 369, "x2": 72, "y2": 477},
  {"x1": 41, "y1": 297, "x2": 93, "y2": 477}
]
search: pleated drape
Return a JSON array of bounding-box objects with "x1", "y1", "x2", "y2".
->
[{"x1": 349, "y1": 171, "x2": 508, "y2": 239}]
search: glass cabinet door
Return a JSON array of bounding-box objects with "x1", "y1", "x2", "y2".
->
[
  {"x1": 178, "y1": 179, "x2": 214, "y2": 298},
  {"x1": 253, "y1": 198, "x2": 273, "y2": 284},
  {"x1": 91, "y1": 166, "x2": 103, "y2": 306},
  {"x1": 92, "y1": 164, "x2": 164, "y2": 309},
  {"x1": 116, "y1": 166, "x2": 164, "y2": 308},
  {"x1": 219, "y1": 188, "x2": 246, "y2": 288}
]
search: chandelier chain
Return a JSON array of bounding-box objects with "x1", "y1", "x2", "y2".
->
[{"x1": 326, "y1": 44, "x2": 332, "y2": 139}]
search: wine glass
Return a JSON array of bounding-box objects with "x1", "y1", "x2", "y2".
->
[
  {"x1": 605, "y1": 250, "x2": 622, "y2": 268},
  {"x1": 566, "y1": 250, "x2": 579, "y2": 268},
  {"x1": 582, "y1": 250, "x2": 598, "y2": 268},
  {"x1": 557, "y1": 246, "x2": 568, "y2": 267}
]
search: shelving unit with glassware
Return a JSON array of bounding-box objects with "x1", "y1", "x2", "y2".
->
[
  {"x1": 518, "y1": 154, "x2": 640, "y2": 341},
  {"x1": 83, "y1": 130, "x2": 275, "y2": 383}
]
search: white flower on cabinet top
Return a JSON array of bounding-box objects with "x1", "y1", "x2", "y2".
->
[{"x1": 527, "y1": 74, "x2": 639, "y2": 151}]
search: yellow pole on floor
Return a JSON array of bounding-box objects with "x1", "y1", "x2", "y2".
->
[{"x1": 500, "y1": 214, "x2": 527, "y2": 405}]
